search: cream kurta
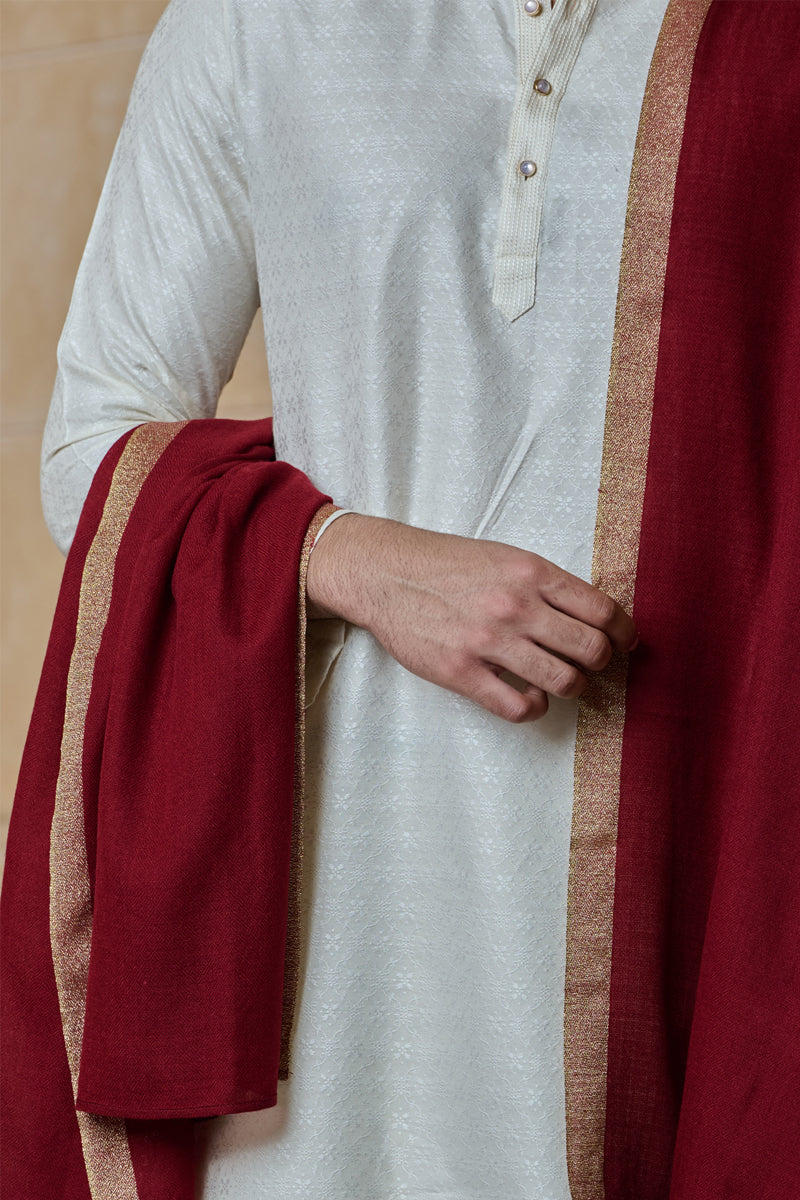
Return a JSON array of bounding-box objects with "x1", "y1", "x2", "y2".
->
[{"x1": 42, "y1": 1, "x2": 666, "y2": 1194}]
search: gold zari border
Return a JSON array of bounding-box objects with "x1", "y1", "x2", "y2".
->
[
  {"x1": 49, "y1": 423, "x2": 183, "y2": 1200},
  {"x1": 563, "y1": 3, "x2": 714, "y2": 1196},
  {"x1": 279, "y1": 501, "x2": 340, "y2": 1078}
]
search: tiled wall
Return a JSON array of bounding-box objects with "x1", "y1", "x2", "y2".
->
[{"x1": 1, "y1": 1, "x2": 272, "y2": 872}]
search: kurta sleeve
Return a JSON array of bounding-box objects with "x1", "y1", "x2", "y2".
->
[{"x1": 42, "y1": 0, "x2": 259, "y2": 554}]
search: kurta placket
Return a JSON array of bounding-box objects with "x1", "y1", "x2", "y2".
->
[{"x1": 493, "y1": 0, "x2": 599, "y2": 321}]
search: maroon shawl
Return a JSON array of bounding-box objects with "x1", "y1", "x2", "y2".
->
[
  {"x1": 563, "y1": 3, "x2": 800, "y2": 1197},
  {"x1": 1, "y1": 418, "x2": 332, "y2": 1198}
]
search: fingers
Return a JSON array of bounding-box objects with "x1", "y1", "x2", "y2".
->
[
  {"x1": 464, "y1": 667, "x2": 550, "y2": 724},
  {"x1": 540, "y1": 570, "x2": 637, "y2": 652},
  {"x1": 439, "y1": 563, "x2": 637, "y2": 720},
  {"x1": 528, "y1": 608, "x2": 614, "y2": 673},
  {"x1": 464, "y1": 600, "x2": 625, "y2": 708},
  {"x1": 488, "y1": 640, "x2": 589, "y2": 701}
]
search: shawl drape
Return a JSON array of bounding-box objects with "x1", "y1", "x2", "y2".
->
[{"x1": 1, "y1": 418, "x2": 331, "y2": 1198}]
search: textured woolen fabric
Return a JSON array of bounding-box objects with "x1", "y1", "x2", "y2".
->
[
  {"x1": 1, "y1": 418, "x2": 329, "y2": 1198},
  {"x1": 605, "y1": 5, "x2": 800, "y2": 1196}
]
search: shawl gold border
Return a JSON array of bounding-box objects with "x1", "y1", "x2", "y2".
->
[
  {"x1": 563, "y1": 3, "x2": 713, "y2": 1196},
  {"x1": 279, "y1": 501, "x2": 340, "y2": 1078},
  {"x1": 49, "y1": 423, "x2": 183, "y2": 1199}
]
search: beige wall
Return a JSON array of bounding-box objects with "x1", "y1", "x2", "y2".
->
[{"x1": 1, "y1": 1, "x2": 272, "y2": 871}]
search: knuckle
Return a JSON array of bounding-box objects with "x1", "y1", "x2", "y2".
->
[
  {"x1": 589, "y1": 591, "x2": 617, "y2": 627},
  {"x1": 582, "y1": 630, "x2": 612, "y2": 670},
  {"x1": 511, "y1": 554, "x2": 534, "y2": 582},
  {"x1": 550, "y1": 662, "x2": 583, "y2": 698},
  {"x1": 523, "y1": 690, "x2": 549, "y2": 721},
  {"x1": 516, "y1": 555, "x2": 547, "y2": 594},
  {"x1": 442, "y1": 648, "x2": 473, "y2": 685},
  {"x1": 480, "y1": 588, "x2": 521, "y2": 626},
  {"x1": 499, "y1": 695, "x2": 530, "y2": 723},
  {"x1": 496, "y1": 690, "x2": 548, "y2": 724},
  {"x1": 468, "y1": 622, "x2": 499, "y2": 659}
]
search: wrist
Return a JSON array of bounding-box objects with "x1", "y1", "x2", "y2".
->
[
  {"x1": 309, "y1": 507, "x2": 359, "y2": 552},
  {"x1": 305, "y1": 511, "x2": 378, "y2": 624}
]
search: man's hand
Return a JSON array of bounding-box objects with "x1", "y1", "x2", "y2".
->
[{"x1": 306, "y1": 514, "x2": 637, "y2": 723}]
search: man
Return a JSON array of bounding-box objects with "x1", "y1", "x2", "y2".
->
[{"x1": 3, "y1": 0, "x2": 798, "y2": 1197}]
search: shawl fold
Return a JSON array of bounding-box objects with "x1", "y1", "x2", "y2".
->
[{"x1": 1, "y1": 418, "x2": 331, "y2": 1199}]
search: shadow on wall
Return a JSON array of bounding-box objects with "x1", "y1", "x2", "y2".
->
[{"x1": 0, "y1": 0, "x2": 272, "y2": 874}]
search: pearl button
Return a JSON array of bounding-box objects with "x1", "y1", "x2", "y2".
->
[
  {"x1": 519, "y1": 159, "x2": 537, "y2": 178},
  {"x1": 534, "y1": 77, "x2": 553, "y2": 95},
  {"x1": 524, "y1": 0, "x2": 543, "y2": 14}
]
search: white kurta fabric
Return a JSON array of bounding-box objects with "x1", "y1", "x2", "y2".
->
[{"x1": 42, "y1": 1, "x2": 666, "y2": 1195}]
